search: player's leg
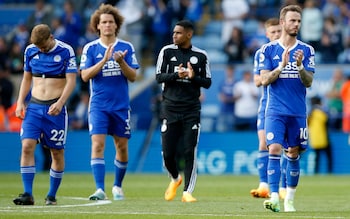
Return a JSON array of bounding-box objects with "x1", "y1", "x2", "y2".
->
[
  {"x1": 279, "y1": 152, "x2": 287, "y2": 199},
  {"x1": 45, "y1": 148, "x2": 64, "y2": 205},
  {"x1": 250, "y1": 126, "x2": 269, "y2": 198},
  {"x1": 43, "y1": 108, "x2": 67, "y2": 205},
  {"x1": 13, "y1": 138, "x2": 37, "y2": 205},
  {"x1": 263, "y1": 116, "x2": 285, "y2": 212},
  {"x1": 13, "y1": 104, "x2": 42, "y2": 205},
  {"x1": 283, "y1": 117, "x2": 307, "y2": 212},
  {"x1": 112, "y1": 136, "x2": 128, "y2": 200},
  {"x1": 110, "y1": 110, "x2": 131, "y2": 200},
  {"x1": 162, "y1": 118, "x2": 182, "y2": 201},
  {"x1": 89, "y1": 134, "x2": 107, "y2": 200},
  {"x1": 325, "y1": 145, "x2": 333, "y2": 173},
  {"x1": 283, "y1": 146, "x2": 300, "y2": 212},
  {"x1": 181, "y1": 113, "x2": 200, "y2": 202},
  {"x1": 88, "y1": 110, "x2": 109, "y2": 200}
]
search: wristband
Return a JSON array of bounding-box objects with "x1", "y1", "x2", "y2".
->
[
  {"x1": 277, "y1": 63, "x2": 284, "y2": 72},
  {"x1": 297, "y1": 63, "x2": 304, "y2": 71}
]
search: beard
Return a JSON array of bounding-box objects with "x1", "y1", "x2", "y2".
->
[{"x1": 288, "y1": 28, "x2": 298, "y2": 37}]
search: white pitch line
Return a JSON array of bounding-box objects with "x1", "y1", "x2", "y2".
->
[
  {"x1": 0, "y1": 208, "x2": 346, "y2": 219},
  {"x1": 0, "y1": 197, "x2": 346, "y2": 218},
  {"x1": 0, "y1": 196, "x2": 111, "y2": 209}
]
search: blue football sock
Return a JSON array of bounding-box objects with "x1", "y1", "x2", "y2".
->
[
  {"x1": 286, "y1": 155, "x2": 300, "y2": 187},
  {"x1": 114, "y1": 160, "x2": 128, "y2": 188},
  {"x1": 20, "y1": 166, "x2": 36, "y2": 195},
  {"x1": 267, "y1": 154, "x2": 281, "y2": 193},
  {"x1": 258, "y1": 150, "x2": 269, "y2": 184},
  {"x1": 280, "y1": 153, "x2": 287, "y2": 188},
  {"x1": 91, "y1": 158, "x2": 105, "y2": 190},
  {"x1": 47, "y1": 169, "x2": 64, "y2": 198}
]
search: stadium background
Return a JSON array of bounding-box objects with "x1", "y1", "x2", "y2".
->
[{"x1": 0, "y1": 1, "x2": 349, "y2": 175}]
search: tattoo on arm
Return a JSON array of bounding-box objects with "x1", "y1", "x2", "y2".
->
[
  {"x1": 261, "y1": 68, "x2": 281, "y2": 86},
  {"x1": 298, "y1": 68, "x2": 313, "y2": 87}
]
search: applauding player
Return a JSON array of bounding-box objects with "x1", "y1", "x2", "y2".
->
[
  {"x1": 259, "y1": 5, "x2": 315, "y2": 212},
  {"x1": 80, "y1": 4, "x2": 138, "y2": 201}
]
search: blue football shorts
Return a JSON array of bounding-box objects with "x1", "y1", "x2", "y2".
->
[
  {"x1": 88, "y1": 109, "x2": 131, "y2": 138},
  {"x1": 257, "y1": 114, "x2": 265, "y2": 131},
  {"x1": 265, "y1": 115, "x2": 308, "y2": 150},
  {"x1": 21, "y1": 102, "x2": 67, "y2": 150}
]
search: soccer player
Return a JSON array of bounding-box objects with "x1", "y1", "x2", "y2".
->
[
  {"x1": 259, "y1": 5, "x2": 315, "y2": 212},
  {"x1": 80, "y1": 4, "x2": 138, "y2": 201},
  {"x1": 156, "y1": 20, "x2": 211, "y2": 202},
  {"x1": 250, "y1": 18, "x2": 281, "y2": 199},
  {"x1": 13, "y1": 24, "x2": 77, "y2": 205}
]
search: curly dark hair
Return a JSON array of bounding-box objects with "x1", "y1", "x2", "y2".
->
[{"x1": 89, "y1": 3, "x2": 124, "y2": 36}]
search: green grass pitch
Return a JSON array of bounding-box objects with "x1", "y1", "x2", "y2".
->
[{"x1": 0, "y1": 173, "x2": 349, "y2": 218}]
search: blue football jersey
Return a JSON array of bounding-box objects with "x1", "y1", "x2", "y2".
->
[
  {"x1": 24, "y1": 39, "x2": 77, "y2": 76},
  {"x1": 258, "y1": 40, "x2": 315, "y2": 117},
  {"x1": 80, "y1": 39, "x2": 139, "y2": 111}
]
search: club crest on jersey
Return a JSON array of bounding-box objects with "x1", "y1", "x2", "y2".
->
[
  {"x1": 266, "y1": 132, "x2": 274, "y2": 140},
  {"x1": 54, "y1": 55, "x2": 61, "y2": 62},
  {"x1": 190, "y1": 56, "x2": 198, "y2": 64}
]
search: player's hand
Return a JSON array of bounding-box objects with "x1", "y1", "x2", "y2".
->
[
  {"x1": 281, "y1": 46, "x2": 290, "y2": 67},
  {"x1": 187, "y1": 62, "x2": 195, "y2": 79},
  {"x1": 293, "y1": 49, "x2": 304, "y2": 66},
  {"x1": 104, "y1": 44, "x2": 114, "y2": 62},
  {"x1": 15, "y1": 103, "x2": 25, "y2": 119},
  {"x1": 48, "y1": 102, "x2": 63, "y2": 116},
  {"x1": 114, "y1": 50, "x2": 127, "y2": 64},
  {"x1": 178, "y1": 63, "x2": 186, "y2": 78}
]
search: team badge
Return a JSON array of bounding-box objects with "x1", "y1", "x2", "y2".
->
[
  {"x1": 54, "y1": 55, "x2": 61, "y2": 62},
  {"x1": 266, "y1": 132, "x2": 274, "y2": 140},
  {"x1": 190, "y1": 56, "x2": 198, "y2": 64}
]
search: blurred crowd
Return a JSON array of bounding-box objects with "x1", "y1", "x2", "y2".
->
[{"x1": 0, "y1": 0, "x2": 349, "y2": 132}]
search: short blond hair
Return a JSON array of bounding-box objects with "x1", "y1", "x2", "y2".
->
[
  {"x1": 30, "y1": 24, "x2": 51, "y2": 45},
  {"x1": 264, "y1": 18, "x2": 280, "y2": 29}
]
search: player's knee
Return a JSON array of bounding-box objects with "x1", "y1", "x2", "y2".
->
[{"x1": 286, "y1": 147, "x2": 299, "y2": 158}]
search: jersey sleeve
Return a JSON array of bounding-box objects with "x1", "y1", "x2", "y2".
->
[
  {"x1": 253, "y1": 49, "x2": 260, "y2": 75},
  {"x1": 65, "y1": 45, "x2": 78, "y2": 74},
  {"x1": 79, "y1": 44, "x2": 93, "y2": 70},
  {"x1": 303, "y1": 45, "x2": 316, "y2": 73},
  {"x1": 258, "y1": 44, "x2": 273, "y2": 71},
  {"x1": 124, "y1": 43, "x2": 139, "y2": 69}
]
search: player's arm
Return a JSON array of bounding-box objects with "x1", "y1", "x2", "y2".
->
[
  {"x1": 81, "y1": 44, "x2": 113, "y2": 82},
  {"x1": 254, "y1": 74, "x2": 262, "y2": 87},
  {"x1": 188, "y1": 62, "x2": 211, "y2": 89},
  {"x1": 56, "y1": 73, "x2": 77, "y2": 107},
  {"x1": 48, "y1": 73, "x2": 77, "y2": 116},
  {"x1": 297, "y1": 67, "x2": 313, "y2": 88},
  {"x1": 15, "y1": 71, "x2": 32, "y2": 119},
  {"x1": 293, "y1": 49, "x2": 313, "y2": 88},
  {"x1": 261, "y1": 67, "x2": 282, "y2": 86},
  {"x1": 261, "y1": 46, "x2": 290, "y2": 86},
  {"x1": 155, "y1": 49, "x2": 179, "y2": 83},
  {"x1": 114, "y1": 50, "x2": 137, "y2": 82}
]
